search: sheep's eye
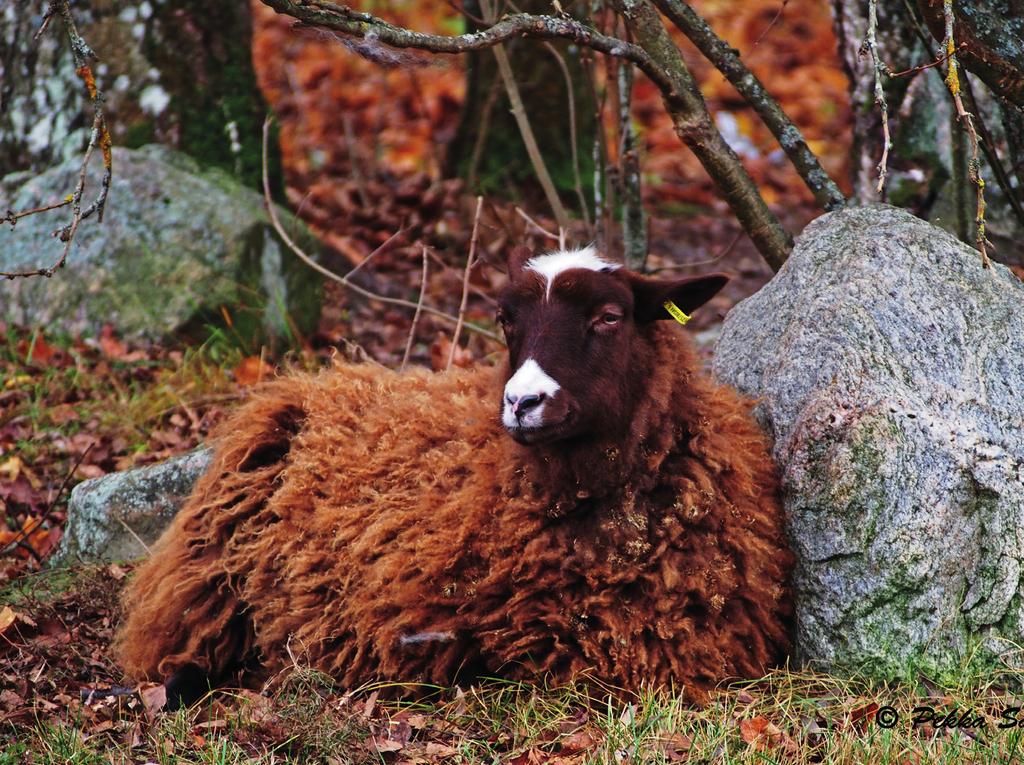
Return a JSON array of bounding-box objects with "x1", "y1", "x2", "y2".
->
[{"x1": 591, "y1": 307, "x2": 623, "y2": 333}]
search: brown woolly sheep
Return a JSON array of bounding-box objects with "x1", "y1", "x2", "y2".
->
[{"x1": 116, "y1": 246, "x2": 793, "y2": 705}]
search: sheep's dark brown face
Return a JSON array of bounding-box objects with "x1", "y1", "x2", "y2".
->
[{"x1": 496, "y1": 246, "x2": 728, "y2": 446}]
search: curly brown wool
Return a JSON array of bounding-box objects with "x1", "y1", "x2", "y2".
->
[{"x1": 116, "y1": 259, "x2": 793, "y2": 702}]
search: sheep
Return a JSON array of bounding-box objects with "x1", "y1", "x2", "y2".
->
[{"x1": 115, "y1": 245, "x2": 793, "y2": 704}]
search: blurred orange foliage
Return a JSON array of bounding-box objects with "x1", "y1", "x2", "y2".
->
[
  {"x1": 252, "y1": 0, "x2": 851, "y2": 210},
  {"x1": 252, "y1": 1, "x2": 465, "y2": 180}
]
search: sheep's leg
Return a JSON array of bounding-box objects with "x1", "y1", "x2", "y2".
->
[{"x1": 163, "y1": 664, "x2": 210, "y2": 710}]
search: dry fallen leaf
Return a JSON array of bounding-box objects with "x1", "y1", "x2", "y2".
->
[
  {"x1": 424, "y1": 742, "x2": 460, "y2": 756},
  {"x1": 656, "y1": 731, "x2": 693, "y2": 760},
  {"x1": 559, "y1": 727, "x2": 600, "y2": 754},
  {"x1": 139, "y1": 683, "x2": 167, "y2": 718},
  {"x1": 0, "y1": 606, "x2": 16, "y2": 635},
  {"x1": 362, "y1": 688, "x2": 379, "y2": 718},
  {"x1": 108, "y1": 563, "x2": 128, "y2": 580},
  {"x1": 98, "y1": 324, "x2": 128, "y2": 359},
  {"x1": 849, "y1": 702, "x2": 879, "y2": 731},
  {"x1": 738, "y1": 714, "x2": 799, "y2": 755},
  {"x1": 233, "y1": 356, "x2": 275, "y2": 386},
  {"x1": 0, "y1": 689, "x2": 24, "y2": 711},
  {"x1": 23, "y1": 334, "x2": 60, "y2": 365},
  {"x1": 195, "y1": 719, "x2": 228, "y2": 730},
  {"x1": 0, "y1": 455, "x2": 22, "y2": 482},
  {"x1": 369, "y1": 736, "x2": 404, "y2": 753}
]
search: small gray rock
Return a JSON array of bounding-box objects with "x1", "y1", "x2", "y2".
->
[
  {"x1": 713, "y1": 204, "x2": 1024, "y2": 677},
  {"x1": 0, "y1": 145, "x2": 321, "y2": 347},
  {"x1": 53, "y1": 447, "x2": 212, "y2": 565}
]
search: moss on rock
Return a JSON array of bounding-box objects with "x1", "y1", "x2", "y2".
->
[
  {"x1": 0, "y1": 145, "x2": 321, "y2": 348},
  {"x1": 713, "y1": 205, "x2": 1024, "y2": 680}
]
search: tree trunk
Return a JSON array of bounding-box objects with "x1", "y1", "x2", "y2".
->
[
  {"x1": 445, "y1": 0, "x2": 595, "y2": 213},
  {"x1": 0, "y1": 0, "x2": 279, "y2": 192}
]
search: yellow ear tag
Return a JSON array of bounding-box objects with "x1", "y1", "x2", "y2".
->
[{"x1": 663, "y1": 300, "x2": 691, "y2": 326}]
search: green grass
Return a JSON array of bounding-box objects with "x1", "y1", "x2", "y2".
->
[
  {"x1": 0, "y1": 563, "x2": 95, "y2": 609},
  {"x1": 11, "y1": 663, "x2": 1024, "y2": 764}
]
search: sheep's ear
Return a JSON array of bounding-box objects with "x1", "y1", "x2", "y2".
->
[
  {"x1": 629, "y1": 272, "x2": 729, "y2": 324},
  {"x1": 505, "y1": 245, "x2": 534, "y2": 276}
]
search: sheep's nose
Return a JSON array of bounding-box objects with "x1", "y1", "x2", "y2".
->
[{"x1": 507, "y1": 392, "x2": 545, "y2": 417}]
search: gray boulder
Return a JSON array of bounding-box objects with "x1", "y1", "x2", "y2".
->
[
  {"x1": 713, "y1": 205, "x2": 1024, "y2": 677},
  {"x1": 0, "y1": 145, "x2": 320, "y2": 346},
  {"x1": 53, "y1": 448, "x2": 212, "y2": 566}
]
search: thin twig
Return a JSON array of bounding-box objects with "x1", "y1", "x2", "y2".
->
[
  {"x1": 890, "y1": 44, "x2": 962, "y2": 77},
  {"x1": 341, "y1": 113, "x2": 370, "y2": 208},
  {"x1": 1, "y1": 197, "x2": 72, "y2": 227},
  {"x1": 261, "y1": 0, "x2": 794, "y2": 270},
  {"x1": 401, "y1": 245, "x2": 430, "y2": 371},
  {"x1": 541, "y1": 40, "x2": 592, "y2": 231},
  {"x1": 344, "y1": 228, "x2": 406, "y2": 281},
  {"x1": 960, "y1": 73, "x2": 1024, "y2": 230},
  {"x1": 750, "y1": 0, "x2": 790, "y2": 51},
  {"x1": 261, "y1": 117, "x2": 501, "y2": 342},
  {"x1": 447, "y1": 196, "x2": 484, "y2": 370},
  {"x1": 863, "y1": 0, "x2": 891, "y2": 195},
  {"x1": 466, "y1": 76, "x2": 503, "y2": 189},
  {"x1": 480, "y1": 0, "x2": 572, "y2": 232},
  {"x1": 647, "y1": 229, "x2": 742, "y2": 272},
  {"x1": 444, "y1": 0, "x2": 486, "y2": 25},
  {"x1": 1, "y1": 443, "x2": 94, "y2": 559},
  {"x1": 33, "y1": 5, "x2": 57, "y2": 40},
  {"x1": 1, "y1": 0, "x2": 112, "y2": 280},
  {"x1": 617, "y1": 55, "x2": 647, "y2": 270},
  {"x1": 425, "y1": 247, "x2": 497, "y2": 305},
  {"x1": 579, "y1": 31, "x2": 611, "y2": 250},
  {"x1": 117, "y1": 517, "x2": 153, "y2": 556},
  {"x1": 941, "y1": 0, "x2": 990, "y2": 267},
  {"x1": 515, "y1": 206, "x2": 560, "y2": 242}
]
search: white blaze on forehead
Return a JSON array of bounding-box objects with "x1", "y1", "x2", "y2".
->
[
  {"x1": 525, "y1": 245, "x2": 620, "y2": 300},
  {"x1": 502, "y1": 358, "x2": 561, "y2": 429}
]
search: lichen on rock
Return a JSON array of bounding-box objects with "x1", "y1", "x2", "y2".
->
[
  {"x1": 713, "y1": 204, "x2": 1024, "y2": 678},
  {"x1": 53, "y1": 447, "x2": 213, "y2": 566},
  {"x1": 0, "y1": 145, "x2": 321, "y2": 347}
]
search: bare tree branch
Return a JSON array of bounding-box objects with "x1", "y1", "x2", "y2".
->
[
  {"x1": 479, "y1": 0, "x2": 571, "y2": 231},
  {"x1": 960, "y1": 72, "x2": 1024, "y2": 232},
  {"x1": 916, "y1": 0, "x2": 1024, "y2": 108},
  {"x1": 614, "y1": 0, "x2": 793, "y2": 270},
  {"x1": 541, "y1": 40, "x2": 592, "y2": 230},
  {"x1": 260, "y1": 0, "x2": 678, "y2": 95},
  {"x1": 1, "y1": 0, "x2": 112, "y2": 281},
  {"x1": 260, "y1": 0, "x2": 796, "y2": 270},
  {"x1": 865, "y1": 0, "x2": 892, "y2": 195},
  {"x1": 260, "y1": 117, "x2": 501, "y2": 343},
  {"x1": 617, "y1": 58, "x2": 648, "y2": 270},
  {"x1": 401, "y1": 245, "x2": 430, "y2": 371},
  {"x1": 448, "y1": 195, "x2": 484, "y2": 369},
  {"x1": 941, "y1": 0, "x2": 990, "y2": 267},
  {"x1": 653, "y1": 0, "x2": 846, "y2": 212}
]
